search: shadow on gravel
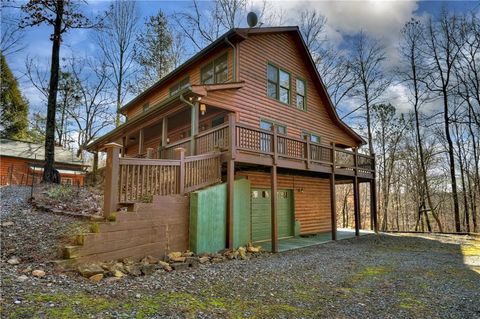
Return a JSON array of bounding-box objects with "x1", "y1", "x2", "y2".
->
[{"x1": 1, "y1": 233, "x2": 479, "y2": 319}]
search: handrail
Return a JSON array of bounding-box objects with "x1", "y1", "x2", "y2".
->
[{"x1": 196, "y1": 122, "x2": 229, "y2": 138}]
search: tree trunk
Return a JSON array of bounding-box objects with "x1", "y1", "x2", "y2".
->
[
  {"x1": 43, "y1": 1, "x2": 64, "y2": 183},
  {"x1": 442, "y1": 92, "x2": 461, "y2": 232}
]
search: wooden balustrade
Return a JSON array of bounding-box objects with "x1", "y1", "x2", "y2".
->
[
  {"x1": 184, "y1": 153, "x2": 222, "y2": 193},
  {"x1": 105, "y1": 147, "x2": 222, "y2": 209},
  {"x1": 195, "y1": 123, "x2": 230, "y2": 154}
]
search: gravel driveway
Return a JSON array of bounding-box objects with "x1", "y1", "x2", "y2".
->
[{"x1": 1, "y1": 186, "x2": 479, "y2": 318}]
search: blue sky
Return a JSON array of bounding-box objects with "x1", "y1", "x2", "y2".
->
[{"x1": 3, "y1": 1, "x2": 479, "y2": 119}]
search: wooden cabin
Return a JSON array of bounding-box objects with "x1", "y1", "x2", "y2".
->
[
  {"x1": 87, "y1": 26, "x2": 377, "y2": 256},
  {"x1": 0, "y1": 139, "x2": 87, "y2": 186}
]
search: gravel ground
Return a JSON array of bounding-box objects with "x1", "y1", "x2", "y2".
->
[{"x1": 1, "y1": 186, "x2": 479, "y2": 318}]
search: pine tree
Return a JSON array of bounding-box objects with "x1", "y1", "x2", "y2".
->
[
  {"x1": 134, "y1": 10, "x2": 173, "y2": 91},
  {"x1": 0, "y1": 53, "x2": 29, "y2": 140}
]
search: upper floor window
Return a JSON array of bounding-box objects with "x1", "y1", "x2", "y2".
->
[
  {"x1": 169, "y1": 77, "x2": 190, "y2": 96},
  {"x1": 260, "y1": 119, "x2": 286, "y2": 134},
  {"x1": 296, "y1": 78, "x2": 306, "y2": 110},
  {"x1": 302, "y1": 131, "x2": 320, "y2": 144},
  {"x1": 267, "y1": 64, "x2": 290, "y2": 104},
  {"x1": 201, "y1": 54, "x2": 228, "y2": 84},
  {"x1": 143, "y1": 102, "x2": 150, "y2": 112}
]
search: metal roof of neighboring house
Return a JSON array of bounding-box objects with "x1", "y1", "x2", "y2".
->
[{"x1": 0, "y1": 139, "x2": 85, "y2": 166}]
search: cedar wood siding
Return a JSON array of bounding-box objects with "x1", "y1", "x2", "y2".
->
[
  {"x1": 125, "y1": 48, "x2": 234, "y2": 119},
  {"x1": 202, "y1": 31, "x2": 358, "y2": 147},
  {"x1": 237, "y1": 171, "x2": 331, "y2": 234}
]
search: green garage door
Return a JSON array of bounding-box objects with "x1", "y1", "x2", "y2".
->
[{"x1": 251, "y1": 189, "x2": 293, "y2": 242}]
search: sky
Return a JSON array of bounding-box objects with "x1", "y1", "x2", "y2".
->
[{"x1": 3, "y1": 0, "x2": 480, "y2": 126}]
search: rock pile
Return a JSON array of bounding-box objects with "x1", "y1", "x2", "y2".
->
[{"x1": 76, "y1": 245, "x2": 264, "y2": 281}]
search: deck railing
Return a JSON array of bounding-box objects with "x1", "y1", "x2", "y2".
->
[{"x1": 103, "y1": 144, "x2": 221, "y2": 215}]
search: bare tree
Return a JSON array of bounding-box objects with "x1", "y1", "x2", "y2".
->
[
  {"x1": 96, "y1": 0, "x2": 139, "y2": 127},
  {"x1": 67, "y1": 57, "x2": 114, "y2": 158},
  {"x1": 1, "y1": 12, "x2": 26, "y2": 56},
  {"x1": 349, "y1": 32, "x2": 391, "y2": 155},
  {"x1": 423, "y1": 11, "x2": 463, "y2": 232},
  {"x1": 399, "y1": 18, "x2": 443, "y2": 232}
]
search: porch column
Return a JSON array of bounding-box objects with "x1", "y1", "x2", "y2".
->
[
  {"x1": 121, "y1": 136, "x2": 126, "y2": 157},
  {"x1": 138, "y1": 129, "x2": 144, "y2": 155},
  {"x1": 92, "y1": 151, "x2": 99, "y2": 186},
  {"x1": 271, "y1": 165, "x2": 278, "y2": 252},
  {"x1": 330, "y1": 143, "x2": 337, "y2": 240},
  {"x1": 227, "y1": 160, "x2": 235, "y2": 249},
  {"x1": 103, "y1": 143, "x2": 122, "y2": 218},
  {"x1": 353, "y1": 148, "x2": 360, "y2": 237},
  {"x1": 161, "y1": 117, "x2": 168, "y2": 158},
  {"x1": 190, "y1": 102, "x2": 199, "y2": 155}
]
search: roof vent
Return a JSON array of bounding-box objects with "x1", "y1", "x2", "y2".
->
[{"x1": 247, "y1": 12, "x2": 258, "y2": 28}]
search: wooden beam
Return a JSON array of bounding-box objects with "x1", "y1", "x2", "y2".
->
[
  {"x1": 228, "y1": 113, "x2": 236, "y2": 160},
  {"x1": 190, "y1": 102, "x2": 199, "y2": 155},
  {"x1": 138, "y1": 129, "x2": 144, "y2": 155},
  {"x1": 103, "y1": 143, "x2": 122, "y2": 218},
  {"x1": 353, "y1": 148, "x2": 360, "y2": 237},
  {"x1": 227, "y1": 160, "x2": 235, "y2": 249},
  {"x1": 271, "y1": 165, "x2": 278, "y2": 252},
  {"x1": 330, "y1": 142, "x2": 336, "y2": 240}
]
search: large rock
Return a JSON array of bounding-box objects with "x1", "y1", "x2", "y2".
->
[
  {"x1": 238, "y1": 247, "x2": 247, "y2": 260},
  {"x1": 186, "y1": 257, "x2": 199, "y2": 268},
  {"x1": 158, "y1": 261, "x2": 172, "y2": 272},
  {"x1": 124, "y1": 264, "x2": 142, "y2": 276},
  {"x1": 32, "y1": 269, "x2": 46, "y2": 278},
  {"x1": 89, "y1": 273, "x2": 104, "y2": 283},
  {"x1": 78, "y1": 263, "x2": 104, "y2": 278},
  {"x1": 7, "y1": 256, "x2": 20, "y2": 265},
  {"x1": 199, "y1": 256, "x2": 210, "y2": 264},
  {"x1": 141, "y1": 255, "x2": 158, "y2": 264},
  {"x1": 141, "y1": 264, "x2": 156, "y2": 276},
  {"x1": 247, "y1": 245, "x2": 261, "y2": 253},
  {"x1": 167, "y1": 252, "x2": 182, "y2": 260}
]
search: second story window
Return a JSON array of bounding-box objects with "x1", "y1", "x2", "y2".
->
[
  {"x1": 296, "y1": 78, "x2": 306, "y2": 110},
  {"x1": 170, "y1": 77, "x2": 190, "y2": 96},
  {"x1": 143, "y1": 102, "x2": 150, "y2": 112},
  {"x1": 267, "y1": 64, "x2": 290, "y2": 104},
  {"x1": 201, "y1": 53, "x2": 228, "y2": 84}
]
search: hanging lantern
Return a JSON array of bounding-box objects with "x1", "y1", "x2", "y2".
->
[{"x1": 200, "y1": 103, "x2": 207, "y2": 115}]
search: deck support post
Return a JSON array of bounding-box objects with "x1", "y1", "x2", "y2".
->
[
  {"x1": 121, "y1": 136, "x2": 126, "y2": 157},
  {"x1": 353, "y1": 148, "x2": 360, "y2": 237},
  {"x1": 175, "y1": 147, "x2": 186, "y2": 195},
  {"x1": 330, "y1": 142, "x2": 337, "y2": 240},
  {"x1": 271, "y1": 165, "x2": 278, "y2": 252},
  {"x1": 103, "y1": 143, "x2": 122, "y2": 218},
  {"x1": 228, "y1": 113, "x2": 236, "y2": 159},
  {"x1": 227, "y1": 160, "x2": 235, "y2": 249},
  {"x1": 370, "y1": 153, "x2": 378, "y2": 232}
]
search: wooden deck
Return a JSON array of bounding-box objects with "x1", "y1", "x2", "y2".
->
[{"x1": 153, "y1": 114, "x2": 375, "y2": 180}]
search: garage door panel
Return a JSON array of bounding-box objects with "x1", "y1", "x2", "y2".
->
[{"x1": 252, "y1": 189, "x2": 293, "y2": 242}]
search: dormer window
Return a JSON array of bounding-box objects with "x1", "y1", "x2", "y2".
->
[
  {"x1": 169, "y1": 77, "x2": 190, "y2": 96},
  {"x1": 201, "y1": 53, "x2": 228, "y2": 84}
]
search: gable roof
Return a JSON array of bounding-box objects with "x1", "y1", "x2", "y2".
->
[
  {"x1": 0, "y1": 139, "x2": 85, "y2": 166},
  {"x1": 120, "y1": 26, "x2": 365, "y2": 146}
]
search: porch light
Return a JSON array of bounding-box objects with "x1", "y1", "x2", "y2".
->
[{"x1": 200, "y1": 103, "x2": 207, "y2": 115}]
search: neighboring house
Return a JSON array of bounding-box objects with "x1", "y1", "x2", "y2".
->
[
  {"x1": 0, "y1": 139, "x2": 87, "y2": 186},
  {"x1": 86, "y1": 26, "x2": 377, "y2": 257}
]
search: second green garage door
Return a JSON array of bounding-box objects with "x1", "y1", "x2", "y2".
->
[{"x1": 251, "y1": 189, "x2": 294, "y2": 242}]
